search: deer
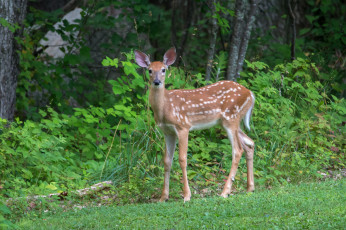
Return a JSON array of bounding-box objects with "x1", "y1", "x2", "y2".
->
[{"x1": 134, "y1": 47, "x2": 255, "y2": 202}]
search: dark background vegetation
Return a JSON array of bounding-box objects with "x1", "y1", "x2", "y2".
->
[{"x1": 0, "y1": 0, "x2": 345, "y2": 225}]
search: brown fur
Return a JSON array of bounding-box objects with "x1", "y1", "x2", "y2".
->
[{"x1": 135, "y1": 48, "x2": 255, "y2": 202}]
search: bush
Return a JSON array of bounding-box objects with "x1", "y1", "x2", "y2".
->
[
  {"x1": 0, "y1": 51, "x2": 164, "y2": 198},
  {"x1": 242, "y1": 58, "x2": 345, "y2": 184}
]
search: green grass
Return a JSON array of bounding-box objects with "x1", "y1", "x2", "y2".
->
[{"x1": 18, "y1": 179, "x2": 345, "y2": 229}]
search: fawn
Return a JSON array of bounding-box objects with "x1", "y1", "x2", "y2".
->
[{"x1": 135, "y1": 47, "x2": 255, "y2": 202}]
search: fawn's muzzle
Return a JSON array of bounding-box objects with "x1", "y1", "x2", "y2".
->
[{"x1": 153, "y1": 78, "x2": 161, "y2": 85}]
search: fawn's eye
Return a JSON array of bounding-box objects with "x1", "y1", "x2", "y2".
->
[
  {"x1": 149, "y1": 69, "x2": 152, "y2": 74},
  {"x1": 162, "y1": 69, "x2": 165, "y2": 73}
]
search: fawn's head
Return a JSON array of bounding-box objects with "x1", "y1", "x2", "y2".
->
[{"x1": 135, "y1": 47, "x2": 176, "y2": 88}]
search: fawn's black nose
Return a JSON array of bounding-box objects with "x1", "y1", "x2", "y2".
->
[{"x1": 153, "y1": 79, "x2": 161, "y2": 85}]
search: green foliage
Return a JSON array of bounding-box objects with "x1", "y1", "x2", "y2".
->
[
  {"x1": 210, "y1": 51, "x2": 228, "y2": 82},
  {"x1": 1, "y1": 112, "x2": 84, "y2": 197},
  {"x1": 213, "y1": 2, "x2": 234, "y2": 35},
  {"x1": 17, "y1": 0, "x2": 170, "y2": 120},
  {"x1": 0, "y1": 201, "x2": 15, "y2": 229},
  {"x1": 304, "y1": 1, "x2": 345, "y2": 59},
  {"x1": 249, "y1": 0, "x2": 345, "y2": 96},
  {"x1": 0, "y1": 17, "x2": 21, "y2": 33},
  {"x1": 16, "y1": 13, "x2": 94, "y2": 118},
  {"x1": 303, "y1": 0, "x2": 346, "y2": 95},
  {"x1": 1, "y1": 52, "x2": 155, "y2": 198},
  {"x1": 242, "y1": 58, "x2": 344, "y2": 185}
]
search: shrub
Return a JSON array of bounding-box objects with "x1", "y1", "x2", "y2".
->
[{"x1": 241, "y1": 58, "x2": 345, "y2": 185}]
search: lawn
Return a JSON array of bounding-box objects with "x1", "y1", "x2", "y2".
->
[{"x1": 18, "y1": 179, "x2": 345, "y2": 229}]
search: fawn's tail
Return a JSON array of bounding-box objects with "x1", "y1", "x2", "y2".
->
[{"x1": 244, "y1": 91, "x2": 255, "y2": 131}]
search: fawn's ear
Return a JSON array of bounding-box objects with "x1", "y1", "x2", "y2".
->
[
  {"x1": 163, "y1": 47, "x2": 176, "y2": 66},
  {"x1": 134, "y1": 50, "x2": 151, "y2": 68}
]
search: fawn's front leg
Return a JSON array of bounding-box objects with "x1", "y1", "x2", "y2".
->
[
  {"x1": 160, "y1": 134, "x2": 176, "y2": 202},
  {"x1": 177, "y1": 129, "x2": 191, "y2": 202}
]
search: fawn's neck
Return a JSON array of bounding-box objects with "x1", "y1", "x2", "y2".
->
[{"x1": 149, "y1": 86, "x2": 166, "y2": 123}]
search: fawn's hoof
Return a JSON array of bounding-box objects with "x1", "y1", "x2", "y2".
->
[
  {"x1": 247, "y1": 186, "x2": 255, "y2": 192},
  {"x1": 183, "y1": 196, "x2": 191, "y2": 202},
  {"x1": 220, "y1": 193, "x2": 229, "y2": 198},
  {"x1": 159, "y1": 197, "x2": 168, "y2": 202}
]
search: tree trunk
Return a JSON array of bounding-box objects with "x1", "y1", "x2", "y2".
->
[
  {"x1": 0, "y1": 0, "x2": 28, "y2": 121},
  {"x1": 226, "y1": 0, "x2": 259, "y2": 81},
  {"x1": 226, "y1": 0, "x2": 245, "y2": 81},
  {"x1": 236, "y1": 0, "x2": 259, "y2": 75},
  {"x1": 176, "y1": 0, "x2": 194, "y2": 66},
  {"x1": 287, "y1": 0, "x2": 296, "y2": 60},
  {"x1": 171, "y1": 0, "x2": 177, "y2": 47},
  {"x1": 205, "y1": 0, "x2": 218, "y2": 82}
]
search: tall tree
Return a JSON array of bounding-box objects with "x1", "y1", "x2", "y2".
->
[
  {"x1": 0, "y1": 0, "x2": 28, "y2": 121},
  {"x1": 235, "y1": 0, "x2": 259, "y2": 75},
  {"x1": 226, "y1": 0, "x2": 245, "y2": 81},
  {"x1": 287, "y1": 0, "x2": 297, "y2": 60},
  {"x1": 226, "y1": 0, "x2": 259, "y2": 81},
  {"x1": 171, "y1": 0, "x2": 194, "y2": 66},
  {"x1": 205, "y1": 0, "x2": 219, "y2": 82}
]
